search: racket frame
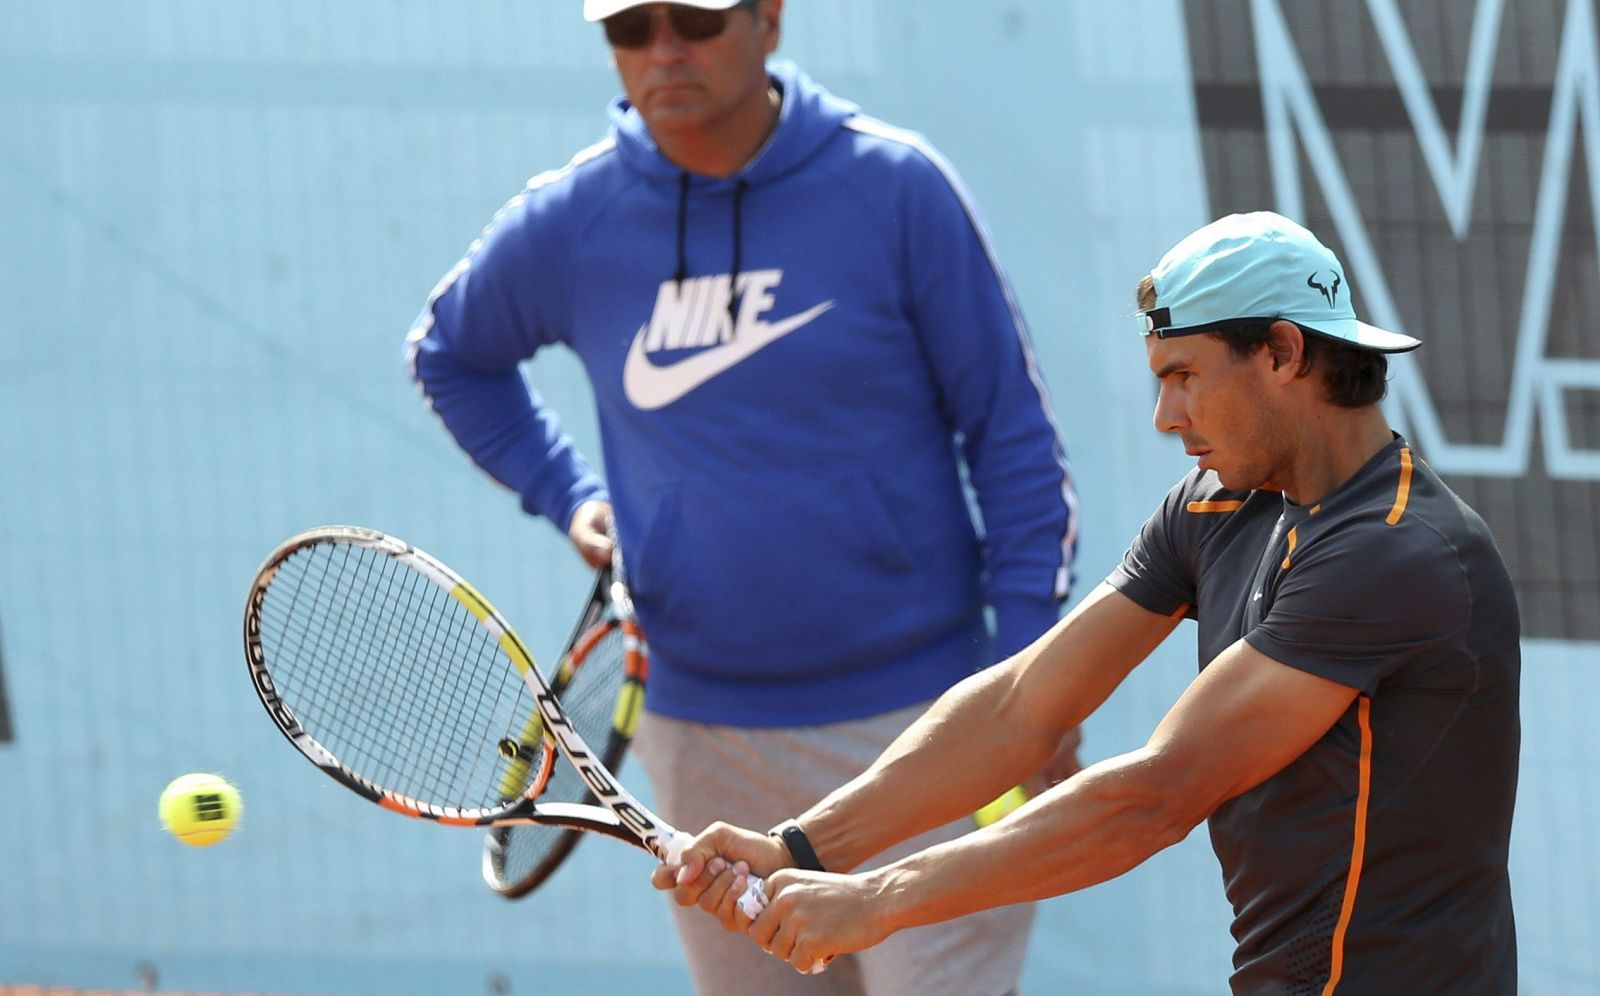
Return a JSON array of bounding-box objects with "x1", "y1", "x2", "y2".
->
[
  {"x1": 245, "y1": 526, "x2": 785, "y2": 946},
  {"x1": 242, "y1": 526, "x2": 674, "y2": 856}
]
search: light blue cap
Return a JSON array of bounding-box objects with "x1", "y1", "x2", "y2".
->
[{"x1": 1138, "y1": 211, "x2": 1420, "y2": 353}]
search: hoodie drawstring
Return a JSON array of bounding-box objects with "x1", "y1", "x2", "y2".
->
[
  {"x1": 674, "y1": 171, "x2": 691, "y2": 288},
  {"x1": 729, "y1": 179, "x2": 748, "y2": 330},
  {"x1": 673, "y1": 172, "x2": 751, "y2": 338}
]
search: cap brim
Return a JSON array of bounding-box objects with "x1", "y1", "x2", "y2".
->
[
  {"x1": 1342, "y1": 319, "x2": 1422, "y2": 353},
  {"x1": 584, "y1": 0, "x2": 744, "y2": 21},
  {"x1": 1284, "y1": 315, "x2": 1418, "y2": 353}
]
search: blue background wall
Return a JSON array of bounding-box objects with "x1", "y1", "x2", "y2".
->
[{"x1": 0, "y1": 1, "x2": 1593, "y2": 993}]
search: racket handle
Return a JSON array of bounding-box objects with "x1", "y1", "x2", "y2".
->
[
  {"x1": 662, "y1": 830, "x2": 694, "y2": 867},
  {"x1": 736, "y1": 876, "x2": 768, "y2": 919}
]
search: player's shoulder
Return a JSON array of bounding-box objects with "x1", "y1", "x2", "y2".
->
[
  {"x1": 1140, "y1": 469, "x2": 1268, "y2": 556},
  {"x1": 1327, "y1": 444, "x2": 1478, "y2": 544},
  {"x1": 1297, "y1": 445, "x2": 1491, "y2": 591}
]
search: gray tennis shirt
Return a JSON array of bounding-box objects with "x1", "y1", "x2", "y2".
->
[{"x1": 1111, "y1": 436, "x2": 1519, "y2": 995}]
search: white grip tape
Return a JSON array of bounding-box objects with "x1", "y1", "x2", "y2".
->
[
  {"x1": 737, "y1": 878, "x2": 768, "y2": 919},
  {"x1": 662, "y1": 830, "x2": 693, "y2": 868}
]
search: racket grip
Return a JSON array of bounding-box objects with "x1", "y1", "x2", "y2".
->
[
  {"x1": 661, "y1": 830, "x2": 694, "y2": 867},
  {"x1": 739, "y1": 878, "x2": 828, "y2": 975},
  {"x1": 736, "y1": 876, "x2": 768, "y2": 919}
]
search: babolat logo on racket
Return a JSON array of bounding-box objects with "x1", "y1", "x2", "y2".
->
[
  {"x1": 532, "y1": 690, "x2": 659, "y2": 842},
  {"x1": 244, "y1": 584, "x2": 318, "y2": 750}
]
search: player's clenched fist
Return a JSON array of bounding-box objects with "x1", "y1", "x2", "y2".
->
[
  {"x1": 651, "y1": 821, "x2": 790, "y2": 931},
  {"x1": 747, "y1": 868, "x2": 894, "y2": 974}
]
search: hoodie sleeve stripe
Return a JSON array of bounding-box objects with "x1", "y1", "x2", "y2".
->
[{"x1": 842, "y1": 116, "x2": 1078, "y2": 598}]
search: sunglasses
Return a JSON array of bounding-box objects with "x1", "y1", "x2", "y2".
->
[{"x1": 603, "y1": 0, "x2": 759, "y2": 49}]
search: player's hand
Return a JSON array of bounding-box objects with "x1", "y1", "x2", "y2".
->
[
  {"x1": 651, "y1": 821, "x2": 790, "y2": 931},
  {"x1": 747, "y1": 868, "x2": 889, "y2": 973},
  {"x1": 567, "y1": 499, "x2": 614, "y2": 568},
  {"x1": 1023, "y1": 725, "x2": 1084, "y2": 797}
]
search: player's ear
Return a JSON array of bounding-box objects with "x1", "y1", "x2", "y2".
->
[{"x1": 1264, "y1": 320, "x2": 1305, "y2": 378}]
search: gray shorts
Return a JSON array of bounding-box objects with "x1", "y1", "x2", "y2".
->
[{"x1": 634, "y1": 703, "x2": 1034, "y2": 996}]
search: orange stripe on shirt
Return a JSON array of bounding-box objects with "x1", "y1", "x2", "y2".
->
[
  {"x1": 1322, "y1": 695, "x2": 1374, "y2": 995},
  {"x1": 1281, "y1": 526, "x2": 1299, "y2": 570},
  {"x1": 1385, "y1": 449, "x2": 1414, "y2": 525},
  {"x1": 1187, "y1": 500, "x2": 1244, "y2": 513}
]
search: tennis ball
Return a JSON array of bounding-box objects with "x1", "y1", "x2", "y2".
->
[
  {"x1": 974, "y1": 785, "x2": 1029, "y2": 828},
  {"x1": 159, "y1": 773, "x2": 242, "y2": 847}
]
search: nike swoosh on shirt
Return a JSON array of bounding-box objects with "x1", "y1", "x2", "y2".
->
[{"x1": 622, "y1": 301, "x2": 835, "y2": 410}]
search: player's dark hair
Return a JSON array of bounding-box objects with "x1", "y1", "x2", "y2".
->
[
  {"x1": 1134, "y1": 274, "x2": 1388, "y2": 408},
  {"x1": 1211, "y1": 323, "x2": 1388, "y2": 408}
]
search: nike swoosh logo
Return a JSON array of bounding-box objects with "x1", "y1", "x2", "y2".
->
[{"x1": 623, "y1": 301, "x2": 835, "y2": 410}]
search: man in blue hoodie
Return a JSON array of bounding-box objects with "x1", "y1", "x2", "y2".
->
[{"x1": 406, "y1": 2, "x2": 1078, "y2": 992}]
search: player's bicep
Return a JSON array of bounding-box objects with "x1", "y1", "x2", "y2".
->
[{"x1": 1145, "y1": 639, "x2": 1359, "y2": 819}]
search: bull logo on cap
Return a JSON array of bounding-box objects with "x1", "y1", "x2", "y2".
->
[{"x1": 1307, "y1": 270, "x2": 1342, "y2": 307}]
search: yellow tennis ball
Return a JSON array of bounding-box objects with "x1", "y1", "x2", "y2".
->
[
  {"x1": 159, "y1": 773, "x2": 242, "y2": 847},
  {"x1": 974, "y1": 785, "x2": 1029, "y2": 828}
]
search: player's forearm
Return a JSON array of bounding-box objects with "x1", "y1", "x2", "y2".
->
[
  {"x1": 871, "y1": 749, "x2": 1200, "y2": 929},
  {"x1": 795, "y1": 585, "x2": 1176, "y2": 874},
  {"x1": 799, "y1": 664, "x2": 1061, "y2": 873}
]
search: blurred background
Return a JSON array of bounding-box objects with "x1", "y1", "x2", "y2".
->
[{"x1": 1, "y1": 0, "x2": 1595, "y2": 992}]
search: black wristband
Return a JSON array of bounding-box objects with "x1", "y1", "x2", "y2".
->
[{"x1": 768, "y1": 818, "x2": 827, "y2": 872}]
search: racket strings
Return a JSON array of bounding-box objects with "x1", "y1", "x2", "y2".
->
[
  {"x1": 256, "y1": 542, "x2": 539, "y2": 814},
  {"x1": 313, "y1": 548, "x2": 458, "y2": 793}
]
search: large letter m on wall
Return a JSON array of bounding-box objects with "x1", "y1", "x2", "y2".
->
[{"x1": 1253, "y1": 0, "x2": 1600, "y2": 479}]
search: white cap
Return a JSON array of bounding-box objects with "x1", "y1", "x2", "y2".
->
[{"x1": 584, "y1": 0, "x2": 745, "y2": 21}]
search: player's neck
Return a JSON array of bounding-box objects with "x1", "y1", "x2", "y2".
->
[
  {"x1": 654, "y1": 85, "x2": 781, "y2": 179},
  {"x1": 1277, "y1": 408, "x2": 1395, "y2": 507}
]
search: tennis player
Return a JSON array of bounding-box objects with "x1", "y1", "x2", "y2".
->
[
  {"x1": 406, "y1": 1, "x2": 1080, "y2": 992},
  {"x1": 667, "y1": 212, "x2": 1521, "y2": 994}
]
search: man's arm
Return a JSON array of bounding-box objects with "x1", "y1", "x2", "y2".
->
[
  {"x1": 405, "y1": 196, "x2": 608, "y2": 547},
  {"x1": 747, "y1": 635, "x2": 1361, "y2": 972},
  {"x1": 885, "y1": 142, "x2": 1077, "y2": 658},
  {"x1": 657, "y1": 583, "x2": 1176, "y2": 912}
]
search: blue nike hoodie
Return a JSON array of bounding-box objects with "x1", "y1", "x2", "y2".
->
[{"x1": 408, "y1": 62, "x2": 1077, "y2": 726}]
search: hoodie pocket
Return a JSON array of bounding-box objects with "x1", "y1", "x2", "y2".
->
[{"x1": 629, "y1": 468, "x2": 933, "y2": 681}]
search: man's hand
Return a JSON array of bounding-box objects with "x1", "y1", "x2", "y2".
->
[
  {"x1": 567, "y1": 499, "x2": 613, "y2": 568},
  {"x1": 650, "y1": 822, "x2": 792, "y2": 932},
  {"x1": 747, "y1": 868, "x2": 893, "y2": 973}
]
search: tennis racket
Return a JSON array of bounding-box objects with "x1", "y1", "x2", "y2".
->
[
  {"x1": 242, "y1": 525, "x2": 772, "y2": 917},
  {"x1": 482, "y1": 560, "x2": 645, "y2": 897}
]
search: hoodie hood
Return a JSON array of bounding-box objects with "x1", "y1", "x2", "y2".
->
[{"x1": 607, "y1": 60, "x2": 858, "y2": 187}]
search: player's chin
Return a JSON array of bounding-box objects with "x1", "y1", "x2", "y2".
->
[{"x1": 1212, "y1": 465, "x2": 1269, "y2": 493}]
